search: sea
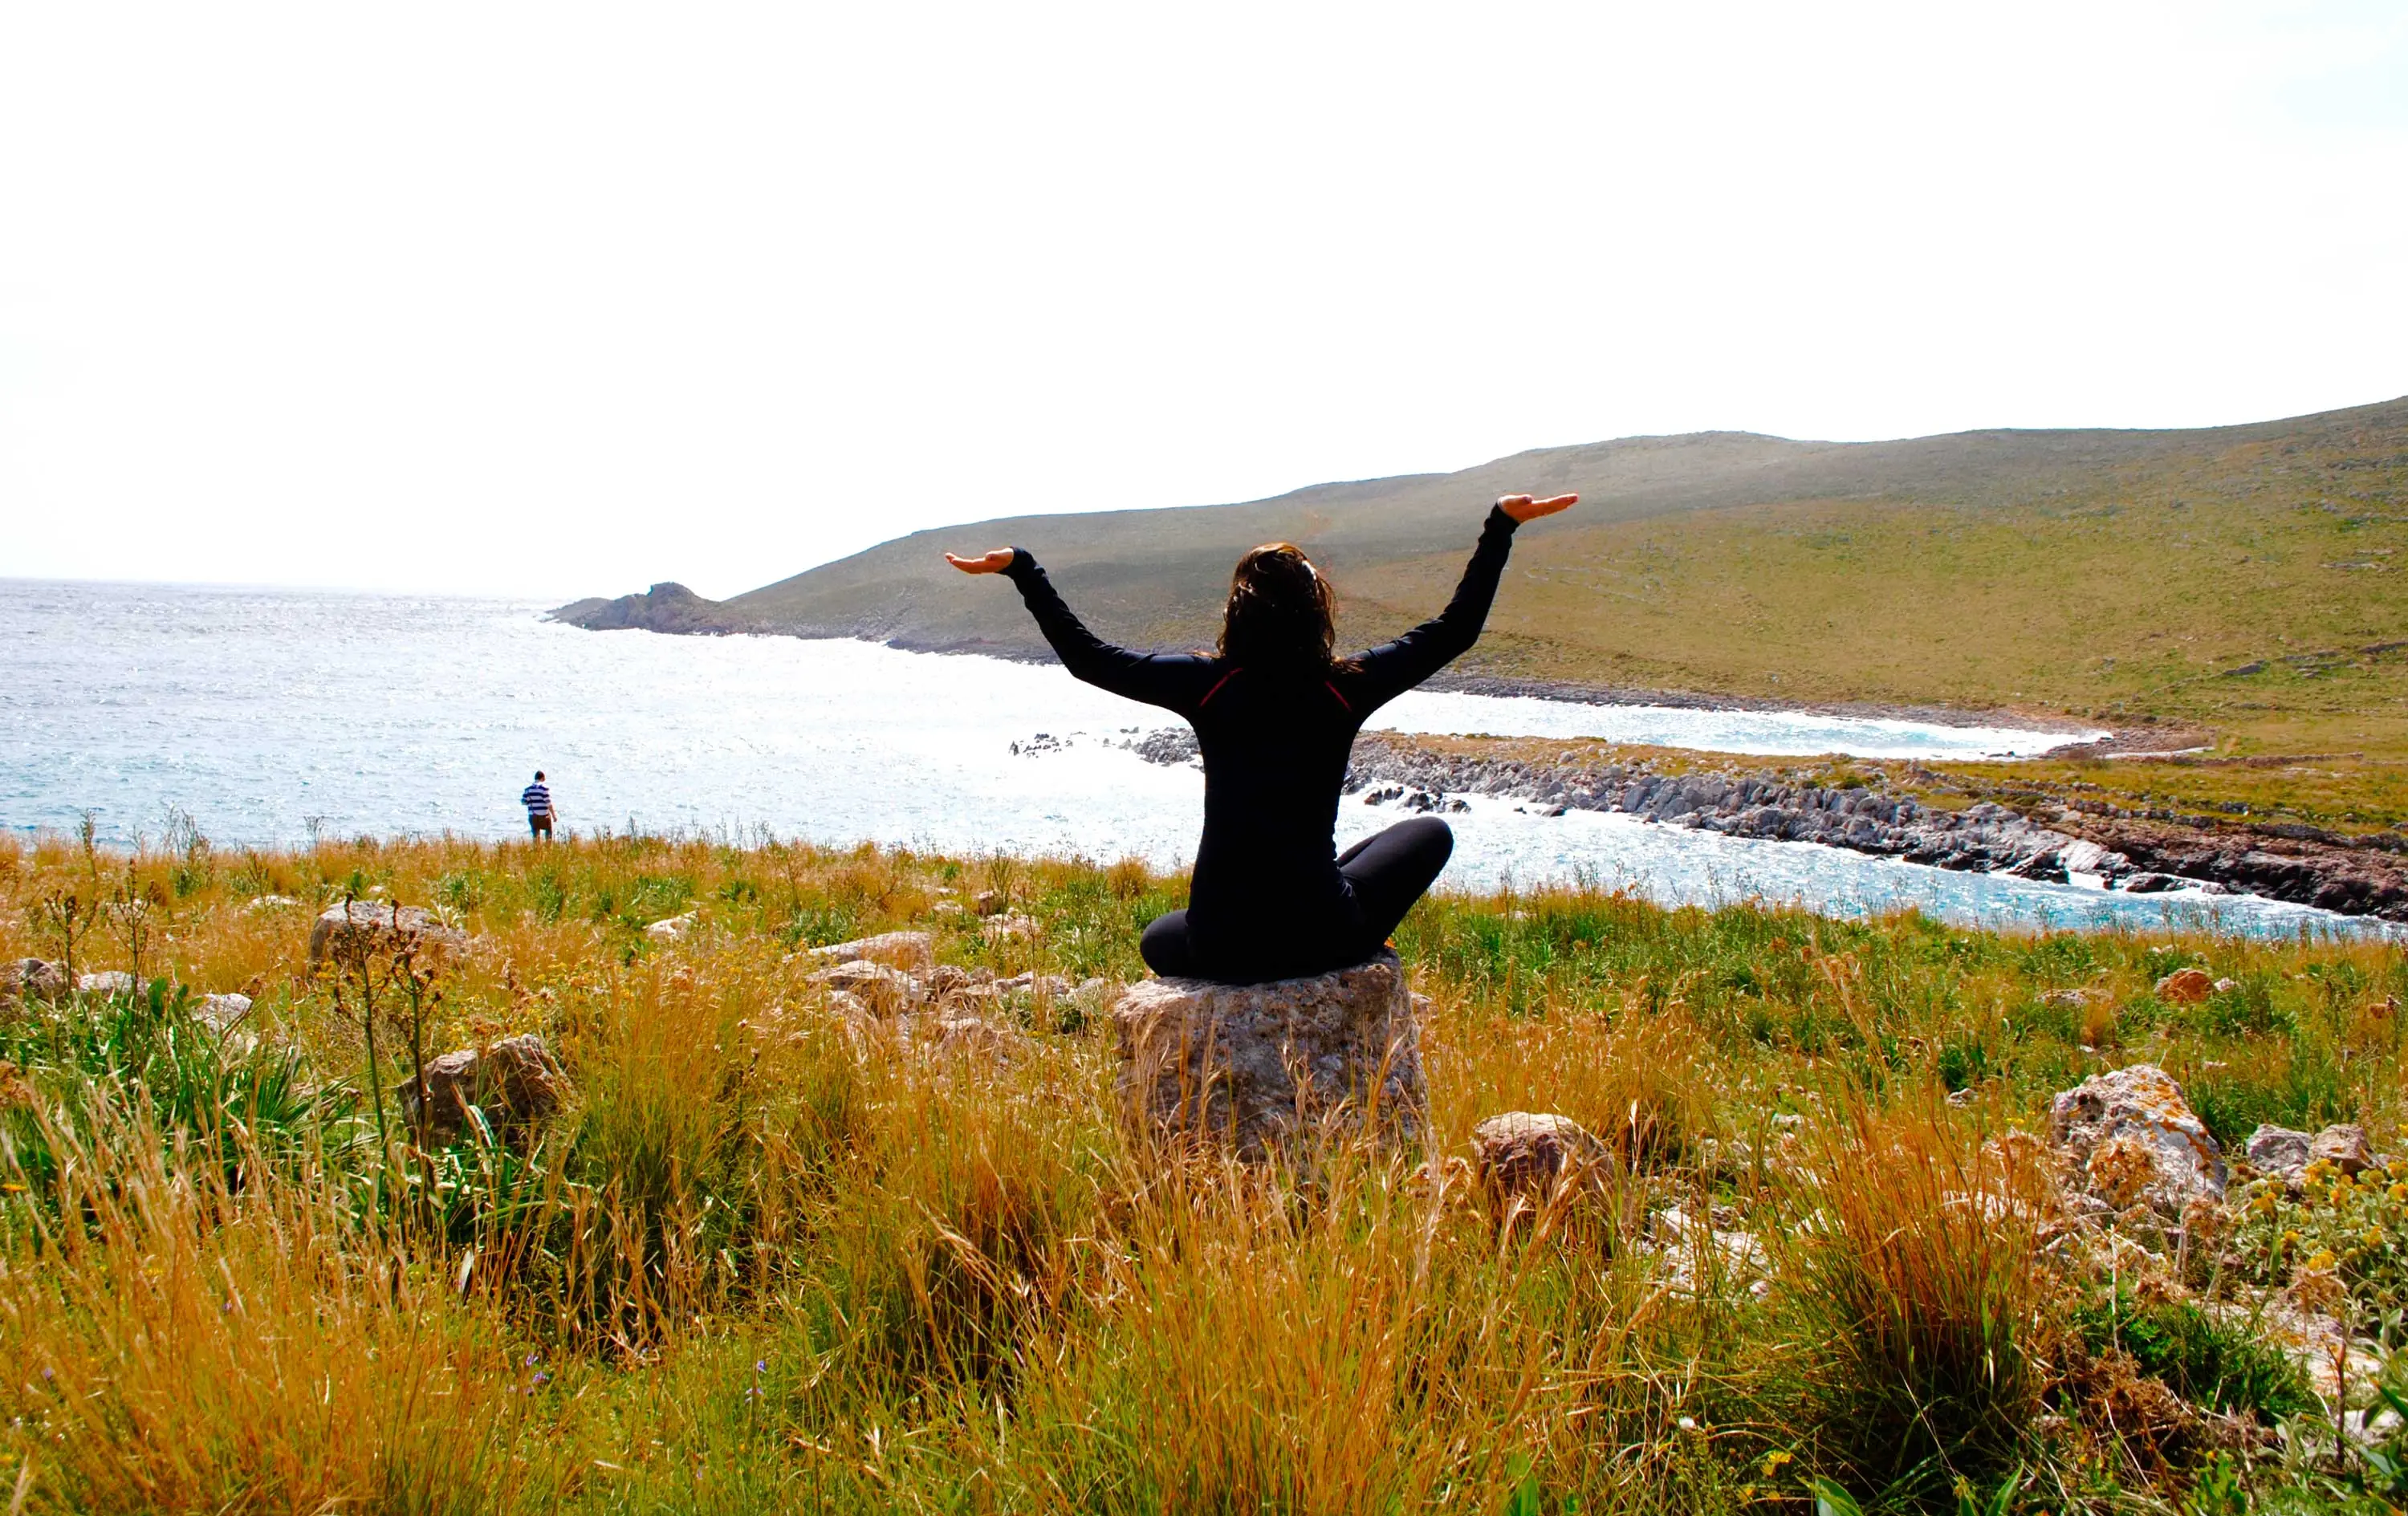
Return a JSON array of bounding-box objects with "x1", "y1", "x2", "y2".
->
[{"x1": 0, "y1": 578, "x2": 2380, "y2": 938}]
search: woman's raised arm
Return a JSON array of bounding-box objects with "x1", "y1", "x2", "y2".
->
[
  {"x1": 1346, "y1": 494, "x2": 1576, "y2": 709},
  {"x1": 946, "y1": 546, "x2": 1214, "y2": 712}
]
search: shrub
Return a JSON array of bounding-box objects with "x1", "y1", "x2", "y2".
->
[
  {"x1": 2070, "y1": 1286, "x2": 2312, "y2": 1422},
  {"x1": 1771, "y1": 1103, "x2": 2049, "y2": 1500},
  {"x1": 2233, "y1": 1159, "x2": 2408, "y2": 1322}
]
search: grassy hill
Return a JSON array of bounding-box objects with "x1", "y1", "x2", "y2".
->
[{"x1": 574, "y1": 396, "x2": 2408, "y2": 753}]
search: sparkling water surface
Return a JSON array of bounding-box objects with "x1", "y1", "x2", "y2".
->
[{"x1": 0, "y1": 579, "x2": 2373, "y2": 938}]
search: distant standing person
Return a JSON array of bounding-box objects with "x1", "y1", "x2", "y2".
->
[{"x1": 521, "y1": 771, "x2": 556, "y2": 840}]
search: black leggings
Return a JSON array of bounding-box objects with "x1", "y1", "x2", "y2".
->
[{"x1": 1138, "y1": 816, "x2": 1454, "y2": 985}]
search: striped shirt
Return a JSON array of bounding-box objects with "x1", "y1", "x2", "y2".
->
[{"x1": 520, "y1": 783, "x2": 552, "y2": 818}]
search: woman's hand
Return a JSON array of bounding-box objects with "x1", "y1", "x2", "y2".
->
[
  {"x1": 945, "y1": 549, "x2": 1015, "y2": 575},
  {"x1": 1497, "y1": 494, "x2": 1579, "y2": 523}
]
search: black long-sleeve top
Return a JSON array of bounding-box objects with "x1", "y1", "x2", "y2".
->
[{"x1": 1003, "y1": 506, "x2": 1522, "y2": 976}]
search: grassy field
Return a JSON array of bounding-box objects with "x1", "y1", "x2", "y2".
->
[
  {"x1": 1353, "y1": 488, "x2": 2408, "y2": 758},
  {"x1": 6, "y1": 831, "x2": 2408, "y2": 1512}
]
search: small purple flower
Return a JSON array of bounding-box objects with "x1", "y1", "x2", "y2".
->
[
  {"x1": 754, "y1": 1360, "x2": 767, "y2": 1374},
  {"x1": 524, "y1": 1351, "x2": 540, "y2": 1368},
  {"x1": 531, "y1": 1372, "x2": 549, "y2": 1386}
]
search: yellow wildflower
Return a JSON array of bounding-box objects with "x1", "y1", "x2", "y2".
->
[
  {"x1": 1760, "y1": 1451, "x2": 1793, "y2": 1478},
  {"x1": 2281, "y1": 1229, "x2": 2303, "y2": 1248},
  {"x1": 2389, "y1": 1183, "x2": 2408, "y2": 1204},
  {"x1": 2307, "y1": 1248, "x2": 2339, "y2": 1270},
  {"x1": 2365, "y1": 1227, "x2": 2386, "y2": 1250}
]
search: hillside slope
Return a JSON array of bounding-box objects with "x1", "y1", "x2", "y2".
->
[{"x1": 562, "y1": 396, "x2": 2408, "y2": 750}]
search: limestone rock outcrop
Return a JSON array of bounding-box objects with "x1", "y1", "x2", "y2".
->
[
  {"x1": 2049, "y1": 1064, "x2": 2227, "y2": 1213},
  {"x1": 1112, "y1": 952, "x2": 1426, "y2": 1160}
]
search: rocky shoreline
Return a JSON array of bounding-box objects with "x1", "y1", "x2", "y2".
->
[{"x1": 1332, "y1": 731, "x2": 2408, "y2": 922}]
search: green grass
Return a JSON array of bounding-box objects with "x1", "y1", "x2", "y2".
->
[
  {"x1": 3, "y1": 831, "x2": 2407, "y2": 1511},
  {"x1": 1347, "y1": 413, "x2": 2408, "y2": 758}
]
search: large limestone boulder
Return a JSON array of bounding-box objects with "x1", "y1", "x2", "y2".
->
[
  {"x1": 309, "y1": 901, "x2": 470, "y2": 969},
  {"x1": 2048, "y1": 1064, "x2": 2227, "y2": 1213},
  {"x1": 1112, "y1": 951, "x2": 1426, "y2": 1160},
  {"x1": 395, "y1": 1034, "x2": 564, "y2": 1147}
]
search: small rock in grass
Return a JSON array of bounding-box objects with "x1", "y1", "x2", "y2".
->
[
  {"x1": 196, "y1": 992, "x2": 253, "y2": 1033},
  {"x1": 807, "y1": 959, "x2": 922, "y2": 1014},
  {"x1": 643, "y1": 912, "x2": 697, "y2": 942},
  {"x1": 925, "y1": 1013, "x2": 1025, "y2": 1059},
  {"x1": 2153, "y1": 968, "x2": 2215, "y2": 1005},
  {"x1": 804, "y1": 930, "x2": 934, "y2": 970},
  {"x1": 1652, "y1": 1205, "x2": 1770, "y2": 1298},
  {"x1": 5, "y1": 959, "x2": 67, "y2": 1006},
  {"x1": 981, "y1": 913, "x2": 1039, "y2": 942},
  {"x1": 2311, "y1": 1123, "x2": 2373, "y2": 1176},
  {"x1": 78, "y1": 971, "x2": 136, "y2": 995},
  {"x1": 995, "y1": 970, "x2": 1073, "y2": 1000},
  {"x1": 395, "y1": 1034, "x2": 564, "y2": 1148},
  {"x1": 309, "y1": 901, "x2": 470, "y2": 969},
  {"x1": 1472, "y1": 1112, "x2": 1609, "y2": 1217},
  {"x1": 2246, "y1": 1124, "x2": 2314, "y2": 1182}
]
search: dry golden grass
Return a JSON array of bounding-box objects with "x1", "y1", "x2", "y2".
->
[{"x1": 0, "y1": 831, "x2": 2402, "y2": 1511}]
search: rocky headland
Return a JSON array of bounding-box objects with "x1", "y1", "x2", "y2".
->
[{"x1": 549, "y1": 582, "x2": 758, "y2": 635}]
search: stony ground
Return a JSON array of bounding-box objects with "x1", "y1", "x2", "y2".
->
[{"x1": 3, "y1": 831, "x2": 2407, "y2": 1513}]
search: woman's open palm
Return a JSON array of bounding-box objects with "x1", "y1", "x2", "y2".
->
[
  {"x1": 1497, "y1": 493, "x2": 1579, "y2": 523},
  {"x1": 945, "y1": 549, "x2": 1015, "y2": 575}
]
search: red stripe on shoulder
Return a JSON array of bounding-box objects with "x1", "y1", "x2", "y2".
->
[
  {"x1": 1199, "y1": 668, "x2": 1240, "y2": 707},
  {"x1": 1324, "y1": 680, "x2": 1352, "y2": 712}
]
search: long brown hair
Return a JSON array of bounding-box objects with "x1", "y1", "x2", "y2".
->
[{"x1": 1218, "y1": 542, "x2": 1345, "y2": 669}]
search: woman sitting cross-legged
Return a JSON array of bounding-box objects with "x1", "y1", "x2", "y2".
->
[{"x1": 946, "y1": 492, "x2": 1577, "y2": 986}]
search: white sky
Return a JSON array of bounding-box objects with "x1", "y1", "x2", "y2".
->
[{"x1": 2, "y1": 3, "x2": 2403, "y2": 599}]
